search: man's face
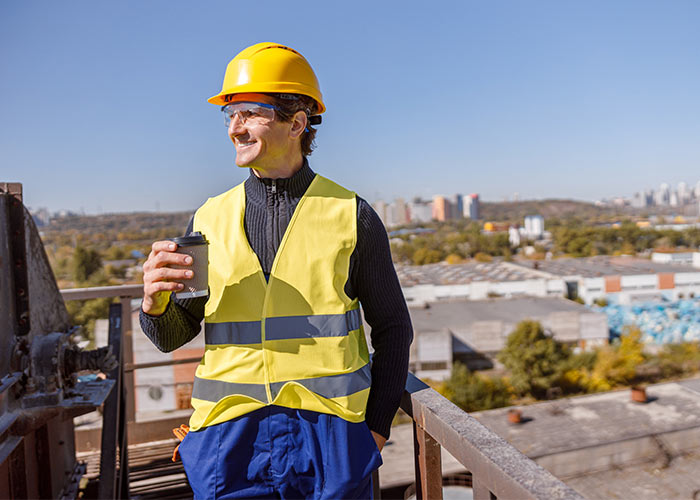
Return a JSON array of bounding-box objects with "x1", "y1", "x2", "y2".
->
[{"x1": 226, "y1": 93, "x2": 296, "y2": 172}]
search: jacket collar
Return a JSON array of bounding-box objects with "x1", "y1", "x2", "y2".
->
[{"x1": 246, "y1": 159, "x2": 316, "y2": 199}]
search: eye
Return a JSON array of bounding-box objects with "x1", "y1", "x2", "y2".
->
[{"x1": 239, "y1": 109, "x2": 255, "y2": 120}]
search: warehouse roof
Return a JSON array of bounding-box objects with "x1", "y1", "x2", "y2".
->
[
  {"x1": 395, "y1": 261, "x2": 548, "y2": 287},
  {"x1": 408, "y1": 296, "x2": 594, "y2": 331},
  {"x1": 508, "y1": 256, "x2": 699, "y2": 278}
]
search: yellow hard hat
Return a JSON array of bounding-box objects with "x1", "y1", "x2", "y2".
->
[{"x1": 208, "y1": 42, "x2": 326, "y2": 114}]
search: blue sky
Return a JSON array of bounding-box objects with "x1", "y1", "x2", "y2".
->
[{"x1": 2, "y1": 1, "x2": 699, "y2": 213}]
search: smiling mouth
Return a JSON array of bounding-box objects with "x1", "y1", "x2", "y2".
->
[{"x1": 236, "y1": 140, "x2": 256, "y2": 148}]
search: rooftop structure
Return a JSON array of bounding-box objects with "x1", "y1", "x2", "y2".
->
[
  {"x1": 397, "y1": 261, "x2": 548, "y2": 287},
  {"x1": 510, "y1": 255, "x2": 699, "y2": 278},
  {"x1": 472, "y1": 379, "x2": 700, "y2": 498},
  {"x1": 379, "y1": 379, "x2": 700, "y2": 499},
  {"x1": 407, "y1": 297, "x2": 608, "y2": 379},
  {"x1": 507, "y1": 256, "x2": 700, "y2": 305},
  {"x1": 651, "y1": 251, "x2": 699, "y2": 265},
  {"x1": 396, "y1": 261, "x2": 565, "y2": 303}
]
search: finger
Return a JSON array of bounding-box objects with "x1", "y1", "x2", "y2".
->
[
  {"x1": 152, "y1": 240, "x2": 178, "y2": 254},
  {"x1": 154, "y1": 252, "x2": 193, "y2": 268},
  {"x1": 143, "y1": 268, "x2": 190, "y2": 286},
  {"x1": 146, "y1": 281, "x2": 185, "y2": 294},
  {"x1": 150, "y1": 268, "x2": 193, "y2": 282}
]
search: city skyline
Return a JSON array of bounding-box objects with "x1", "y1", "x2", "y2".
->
[
  {"x1": 3, "y1": 1, "x2": 700, "y2": 214},
  {"x1": 28, "y1": 174, "x2": 700, "y2": 217}
]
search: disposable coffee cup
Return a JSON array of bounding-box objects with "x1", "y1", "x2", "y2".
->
[{"x1": 168, "y1": 232, "x2": 209, "y2": 299}]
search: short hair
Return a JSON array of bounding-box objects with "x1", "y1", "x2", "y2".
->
[{"x1": 268, "y1": 93, "x2": 319, "y2": 157}]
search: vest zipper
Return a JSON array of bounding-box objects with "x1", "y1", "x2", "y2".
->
[{"x1": 261, "y1": 178, "x2": 277, "y2": 404}]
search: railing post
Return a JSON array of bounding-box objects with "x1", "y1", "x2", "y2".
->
[
  {"x1": 372, "y1": 469, "x2": 381, "y2": 499},
  {"x1": 99, "y1": 302, "x2": 129, "y2": 499},
  {"x1": 120, "y1": 296, "x2": 136, "y2": 423},
  {"x1": 473, "y1": 478, "x2": 496, "y2": 500},
  {"x1": 413, "y1": 421, "x2": 443, "y2": 500}
]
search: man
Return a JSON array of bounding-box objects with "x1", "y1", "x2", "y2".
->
[{"x1": 140, "y1": 42, "x2": 412, "y2": 499}]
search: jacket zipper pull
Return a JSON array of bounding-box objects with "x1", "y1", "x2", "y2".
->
[{"x1": 271, "y1": 180, "x2": 277, "y2": 194}]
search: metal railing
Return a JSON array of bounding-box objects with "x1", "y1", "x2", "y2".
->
[
  {"x1": 61, "y1": 284, "x2": 143, "y2": 423},
  {"x1": 400, "y1": 373, "x2": 584, "y2": 500},
  {"x1": 63, "y1": 284, "x2": 585, "y2": 500}
]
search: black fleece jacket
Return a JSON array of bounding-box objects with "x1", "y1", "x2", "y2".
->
[{"x1": 139, "y1": 162, "x2": 413, "y2": 439}]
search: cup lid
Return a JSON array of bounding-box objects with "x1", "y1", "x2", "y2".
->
[{"x1": 169, "y1": 232, "x2": 208, "y2": 246}]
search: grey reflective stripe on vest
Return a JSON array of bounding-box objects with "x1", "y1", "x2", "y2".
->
[
  {"x1": 205, "y1": 309, "x2": 361, "y2": 344},
  {"x1": 270, "y1": 363, "x2": 371, "y2": 400},
  {"x1": 191, "y1": 363, "x2": 371, "y2": 403},
  {"x1": 205, "y1": 321, "x2": 261, "y2": 344},
  {"x1": 191, "y1": 376, "x2": 268, "y2": 402},
  {"x1": 265, "y1": 309, "x2": 361, "y2": 341}
]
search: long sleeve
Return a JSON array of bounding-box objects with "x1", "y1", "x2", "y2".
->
[
  {"x1": 353, "y1": 198, "x2": 413, "y2": 439},
  {"x1": 139, "y1": 295, "x2": 206, "y2": 352}
]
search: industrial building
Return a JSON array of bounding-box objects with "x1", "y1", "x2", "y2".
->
[
  {"x1": 397, "y1": 261, "x2": 566, "y2": 303},
  {"x1": 398, "y1": 256, "x2": 700, "y2": 306},
  {"x1": 406, "y1": 297, "x2": 608, "y2": 380},
  {"x1": 508, "y1": 256, "x2": 700, "y2": 305}
]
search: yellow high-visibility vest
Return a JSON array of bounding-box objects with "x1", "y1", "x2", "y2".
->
[{"x1": 189, "y1": 174, "x2": 370, "y2": 430}]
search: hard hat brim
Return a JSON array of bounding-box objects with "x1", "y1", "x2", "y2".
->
[{"x1": 208, "y1": 82, "x2": 325, "y2": 114}]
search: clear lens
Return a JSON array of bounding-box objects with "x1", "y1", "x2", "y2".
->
[{"x1": 222, "y1": 102, "x2": 276, "y2": 127}]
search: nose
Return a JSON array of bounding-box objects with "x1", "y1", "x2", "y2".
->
[{"x1": 228, "y1": 112, "x2": 245, "y2": 135}]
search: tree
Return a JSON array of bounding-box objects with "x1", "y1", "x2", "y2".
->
[
  {"x1": 498, "y1": 320, "x2": 571, "y2": 398},
  {"x1": 72, "y1": 245, "x2": 103, "y2": 283},
  {"x1": 442, "y1": 362, "x2": 511, "y2": 412},
  {"x1": 588, "y1": 327, "x2": 645, "y2": 391},
  {"x1": 66, "y1": 297, "x2": 112, "y2": 343},
  {"x1": 412, "y1": 247, "x2": 443, "y2": 265}
]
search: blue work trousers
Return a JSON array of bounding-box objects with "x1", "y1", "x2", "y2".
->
[{"x1": 179, "y1": 406, "x2": 383, "y2": 499}]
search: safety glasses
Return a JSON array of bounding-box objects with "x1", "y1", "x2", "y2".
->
[{"x1": 221, "y1": 101, "x2": 278, "y2": 127}]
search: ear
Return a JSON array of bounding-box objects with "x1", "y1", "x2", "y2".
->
[{"x1": 289, "y1": 111, "x2": 307, "y2": 139}]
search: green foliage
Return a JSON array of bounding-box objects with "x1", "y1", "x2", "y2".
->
[
  {"x1": 445, "y1": 253, "x2": 464, "y2": 265},
  {"x1": 105, "y1": 264, "x2": 128, "y2": 279},
  {"x1": 593, "y1": 297, "x2": 608, "y2": 307},
  {"x1": 72, "y1": 245, "x2": 102, "y2": 283},
  {"x1": 498, "y1": 321, "x2": 571, "y2": 398},
  {"x1": 103, "y1": 245, "x2": 128, "y2": 261},
  {"x1": 412, "y1": 247, "x2": 443, "y2": 265},
  {"x1": 551, "y1": 223, "x2": 700, "y2": 258},
  {"x1": 638, "y1": 341, "x2": 700, "y2": 381},
  {"x1": 559, "y1": 350, "x2": 598, "y2": 394},
  {"x1": 588, "y1": 327, "x2": 645, "y2": 391},
  {"x1": 66, "y1": 297, "x2": 112, "y2": 342},
  {"x1": 474, "y1": 252, "x2": 493, "y2": 262},
  {"x1": 441, "y1": 362, "x2": 512, "y2": 412}
]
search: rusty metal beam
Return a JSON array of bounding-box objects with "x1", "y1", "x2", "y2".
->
[
  {"x1": 2, "y1": 436, "x2": 27, "y2": 500},
  {"x1": 1, "y1": 183, "x2": 30, "y2": 338},
  {"x1": 413, "y1": 421, "x2": 443, "y2": 500}
]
